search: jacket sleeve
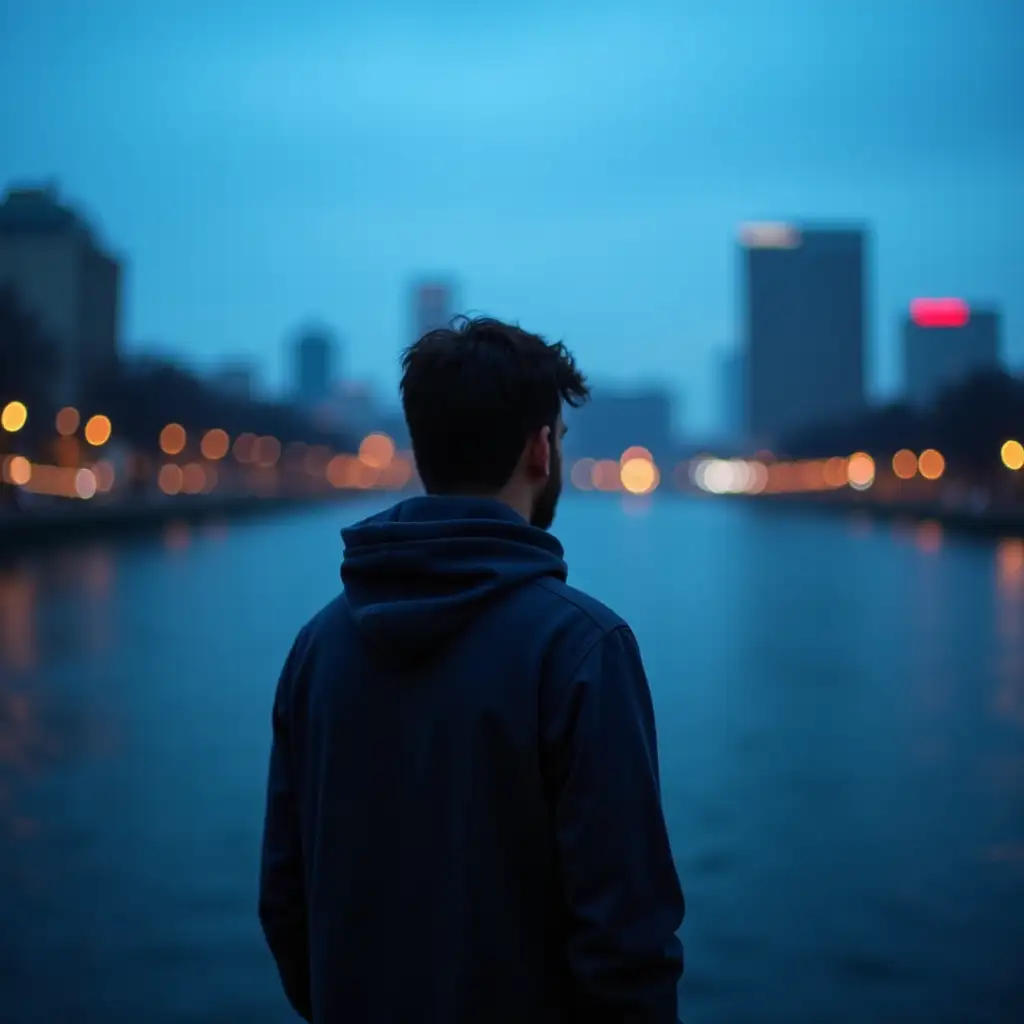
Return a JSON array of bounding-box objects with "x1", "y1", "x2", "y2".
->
[
  {"x1": 541, "y1": 624, "x2": 685, "y2": 1023},
  {"x1": 258, "y1": 636, "x2": 313, "y2": 1023}
]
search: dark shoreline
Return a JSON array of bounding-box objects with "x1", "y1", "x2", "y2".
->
[
  {"x1": 743, "y1": 491, "x2": 1024, "y2": 539},
  {"x1": 0, "y1": 491, "x2": 365, "y2": 555}
]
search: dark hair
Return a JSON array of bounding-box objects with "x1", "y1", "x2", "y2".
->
[{"x1": 400, "y1": 315, "x2": 589, "y2": 494}]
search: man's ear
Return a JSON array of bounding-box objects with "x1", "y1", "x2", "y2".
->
[{"x1": 525, "y1": 425, "x2": 552, "y2": 480}]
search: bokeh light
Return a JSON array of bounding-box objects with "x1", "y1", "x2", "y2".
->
[
  {"x1": 823, "y1": 457, "x2": 848, "y2": 488},
  {"x1": 917, "y1": 449, "x2": 945, "y2": 481},
  {"x1": 233, "y1": 432, "x2": 257, "y2": 463},
  {"x1": 619, "y1": 446, "x2": 653, "y2": 465},
  {"x1": 892, "y1": 449, "x2": 917, "y2": 480},
  {"x1": 620, "y1": 457, "x2": 659, "y2": 496},
  {"x1": 1001, "y1": 439, "x2": 1024, "y2": 471},
  {"x1": 254, "y1": 436, "x2": 281, "y2": 468},
  {"x1": 200, "y1": 428, "x2": 230, "y2": 461},
  {"x1": 74, "y1": 468, "x2": 97, "y2": 499},
  {"x1": 83, "y1": 414, "x2": 112, "y2": 446},
  {"x1": 158, "y1": 463, "x2": 184, "y2": 495},
  {"x1": 5, "y1": 454, "x2": 32, "y2": 486},
  {"x1": 591, "y1": 459, "x2": 621, "y2": 492},
  {"x1": 182, "y1": 462, "x2": 206, "y2": 494},
  {"x1": 55, "y1": 406, "x2": 80, "y2": 436},
  {"x1": 570, "y1": 458, "x2": 596, "y2": 490},
  {"x1": 847, "y1": 452, "x2": 875, "y2": 490},
  {"x1": 160, "y1": 423, "x2": 187, "y2": 456},
  {"x1": 1, "y1": 400, "x2": 27, "y2": 432},
  {"x1": 358, "y1": 433, "x2": 395, "y2": 469}
]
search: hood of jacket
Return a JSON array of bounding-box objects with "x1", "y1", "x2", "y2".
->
[{"x1": 340, "y1": 496, "x2": 567, "y2": 659}]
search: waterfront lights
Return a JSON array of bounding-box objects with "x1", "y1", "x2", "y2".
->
[
  {"x1": 200, "y1": 428, "x2": 230, "y2": 461},
  {"x1": 1, "y1": 400, "x2": 27, "y2": 432},
  {"x1": 56, "y1": 406, "x2": 80, "y2": 436},
  {"x1": 620, "y1": 457, "x2": 659, "y2": 496},
  {"x1": 83, "y1": 414, "x2": 112, "y2": 446},
  {"x1": 358, "y1": 433, "x2": 395, "y2": 469},
  {"x1": 160, "y1": 423, "x2": 187, "y2": 456},
  {"x1": 1002, "y1": 440, "x2": 1024, "y2": 471},
  {"x1": 892, "y1": 449, "x2": 917, "y2": 480},
  {"x1": 917, "y1": 449, "x2": 946, "y2": 481},
  {"x1": 846, "y1": 452, "x2": 875, "y2": 491}
]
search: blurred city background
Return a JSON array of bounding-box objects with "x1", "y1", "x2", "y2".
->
[{"x1": 1, "y1": 1, "x2": 1022, "y2": 1021}]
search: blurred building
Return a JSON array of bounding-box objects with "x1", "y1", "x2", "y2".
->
[
  {"x1": 740, "y1": 221, "x2": 867, "y2": 445},
  {"x1": 291, "y1": 323, "x2": 336, "y2": 408},
  {"x1": 211, "y1": 361, "x2": 257, "y2": 403},
  {"x1": 717, "y1": 348, "x2": 745, "y2": 440},
  {"x1": 411, "y1": 280, "x2": 456, "y2": 341},
  {"x1": 311, "y1": 381, "x2": 409, "y2": 448},
  {"x1": 903, "y1": 298, "x2": 1002, "y2": 408},
  {"x1": 565, "y1": 386, "x2": 676, "y2": 464},
  {"x1": 0, "y1": 182, "x2": 122, "y2": 406}
]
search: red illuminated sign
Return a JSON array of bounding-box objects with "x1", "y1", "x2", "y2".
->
[{"x1": 910, "y1": 298, "x2": 969, "y2": 328}]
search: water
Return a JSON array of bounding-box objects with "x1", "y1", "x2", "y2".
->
[{"x1": 1, "y1": 497, "x2": 1022, "y2": 1023}]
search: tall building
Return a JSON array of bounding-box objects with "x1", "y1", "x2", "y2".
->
[
  {"x1": 0, "y1": 183, "x2": 122, "y2": 407},
  {"x1": 292, "y1": 324, "x2": 336, "y2": 408},
  {"x1": 740, "y1": 221, "x2": 867, "y2": 445},
  {"x1": 411, "y1": 280, "x2": 456, "y2": 340},
  {"x1": 718, "y1": 348, "x2": 745, "y2": 440},
  {"x1": 903, "y1": 298, "x2": 1001, "y2": 408}
]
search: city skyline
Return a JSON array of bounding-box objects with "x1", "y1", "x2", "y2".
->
[{"x1": 1, "y1": 0, "x2": 1021, "y2": 430}]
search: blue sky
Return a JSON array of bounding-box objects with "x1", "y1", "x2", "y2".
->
[{"x1": 1, "y1": 0, "x2": 1021, "y2": 430}]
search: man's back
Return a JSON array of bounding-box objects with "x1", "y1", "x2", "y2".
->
[{"x1": 259, "y1": 496, "x2": 684, "y2": 1023}]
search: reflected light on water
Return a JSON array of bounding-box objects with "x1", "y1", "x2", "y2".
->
[
  {"x1": 0, "y1": 569, "x2": 38, "y2": 670},
  {"x1": 996, "y1": 539, "x2": 1024, "y2": 595},
  {"x1": 163, "y1": 522, "x2": 191, "y2": 551},
  {"x1": 994, "y1": 540, "x2": 1024, "y2": 725},
  {"x1": 915, "y1": 521, "x2": 943, "y2": 553}
]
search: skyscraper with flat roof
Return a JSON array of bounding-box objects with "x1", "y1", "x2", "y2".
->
[
  {"x1": 411, "y1": 280, "x2": 455, "y2": 341},
  {"x1": 902, "y1": 299, "x2": 1001, "y2": 408},
  {"x1": 0, "y1": 183, "x2": 122, "y2": 407},
  {"x1": 292, "y1": 324, "x2": 336, "y2": 408},
  {"x1": 740, "y1": 222, "x2": 867, "y2": 445}
]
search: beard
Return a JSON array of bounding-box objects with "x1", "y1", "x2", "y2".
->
[{"x1": 529, "y1": 445, "x2": 563, "y2": 531}]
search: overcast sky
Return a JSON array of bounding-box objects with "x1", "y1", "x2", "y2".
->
[{"x1": 1, "y1": 0, "x2": 1021, "y2": 430}]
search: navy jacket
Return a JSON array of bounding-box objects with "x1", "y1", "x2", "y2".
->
[{"x1": 259, "y1": 496, "x2": 684, "y2": 1023}]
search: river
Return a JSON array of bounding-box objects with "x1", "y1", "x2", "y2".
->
[{"x1": 1, "y1": 496, "x2": 1022, "y2": 1022}]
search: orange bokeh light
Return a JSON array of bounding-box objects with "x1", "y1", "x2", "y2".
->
[
  {"x1": 359, "y1": 433, "x2": 395, "y2": 469},
  {"x1": 55, "y1": 406, "x2": 80, "y2": 436},
  {"x1": 158, "y1": 463, "x2": 184, "y2": 495},
  {"x1": 892, "y1": 449, "x2": 918, "y2": 480},
  {"x1": 83, "y1": 414, "x2": 112, "y2": 446},
  {"x1": 200, "y1": 428, "x2": 230, "y2": 460},
  {"x1": 917, "y1": 449, "x2": 945, "y2": 481},
  {"x1": 160, "y1": 423, "x2": 187, "y2": 456}
]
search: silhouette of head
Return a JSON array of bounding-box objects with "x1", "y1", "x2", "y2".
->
[{"x1": 400, "y1": 316, "x2": 589, "y2": 529}]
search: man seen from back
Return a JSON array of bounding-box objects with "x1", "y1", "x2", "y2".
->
[{"x1": 259, "y1": 315, "x2": 685, "y2": 1023}]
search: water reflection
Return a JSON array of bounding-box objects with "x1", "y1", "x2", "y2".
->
[
  {"x1": 996, "y1": 537, "x2": 1024, "y2": 595},
  {"x1": 0, "y1": 679, "x2": 51, "y2": 842},
  {"x1": 1, "y1": 502, "x2": 1023, "y2": 1021},
  {"x1": 915, "y1": 520, "x2": 943, "y2": 553},
  {"x1": 0, "y1": 567, "x2": 37, "y2": 669},
  {"x1": 994, "y1": 540, "x2": 1024, "y2": 726},
  {"x1": 163, "y1": 521, "x2": 191, "y2": 551}
]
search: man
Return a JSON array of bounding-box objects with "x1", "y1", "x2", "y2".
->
[{"x1": 259, "y1": 316, "x2": 685, "y2": 1023}]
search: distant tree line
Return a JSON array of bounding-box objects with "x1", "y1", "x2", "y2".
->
[
  {"x1": 779, "y1": 369, "x2": 1024, "y2": 482},
  {"x1": 0, "y1": 284, "x2": 355, "y2": 454}
]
